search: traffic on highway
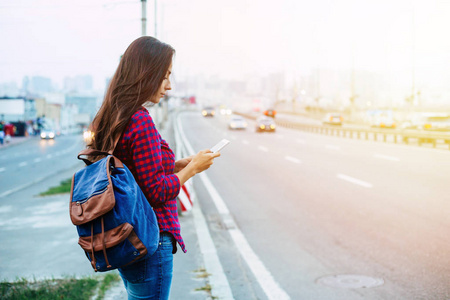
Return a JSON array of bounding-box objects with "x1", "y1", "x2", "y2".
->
[{"x1": 177, "y1": 109, "x2": 450, "y2": 299}]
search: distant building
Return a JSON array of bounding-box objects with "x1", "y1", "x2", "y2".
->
[
  {"x1": 65, "y1": 93, "x2": 100, "y2": 121},
  {"x1": 0, "y1": 82, "x2": 20, "y2": 97},
  {"x1": 23, "y1": 76, "x2": 53, "y2": 95},
  {"x1": 64, "y1": 75, "x2": 94, "y2": 93},
  {"x1": 60, "y1": 104, "x2": 79, "y2": 134},
  {"x1": 0, "y1": 97, "x2": 37, "y2": 122},
  {"x1": 34, "y1": 98, "x2": 61, "y2": 130}
]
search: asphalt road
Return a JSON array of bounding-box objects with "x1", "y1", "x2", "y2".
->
[
  {"x1": 0, "y1": 135, "x2": 84, "y2": 198},
  {"x1": 0, "y1": 135, "x2": 91, "y2": 280},
  {"x1": 1, "y1": 115, "x2": 449, "y2": 299},
  {"x1": 180, "y1": 111, "x2": 450, "y2": 300}
]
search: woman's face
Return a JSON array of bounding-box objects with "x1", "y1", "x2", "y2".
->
[{"x1": 151, "y1": 63, "x2": 172, "y2": 104}]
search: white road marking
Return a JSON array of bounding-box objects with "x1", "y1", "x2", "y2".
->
[
  {"x1": 242, "y1": 140, "x2": 249, "y2": 145},
  {"x1": 285, "y1": 156, "x2": 301, "y2": 164},
  {"x1": 0, "y1": 161, "x2": 81, "y2": 199},
  {"x1": 337, "y1": 174, "x2": 373, "y2": 188},
  {"x1": 326, "y1": 144, "x2": 341, "y2": 150},
  {"x1": 0, "y1": 167, "x2": 5, "y2": 173},
  {"x1": 374, "y1": 154, "x2": 400, "y2": 162},
  {"x1": 47, "y1": 154, "x2": 53, "y2": 159},
  {"x1": 258, "y1": 146, "x2": 269, "y2": 152},
  {"x1": 228, "y1": 229, "x2": 290, "y2": 300},
  {"x1": 177, "y1": 115, "x2": 290, "y2": 300},
  {"x1": 176, "y1": 118, "x2": 234, "y2": 299},
  {"x1": 191, "y1": 195, "x2": 234, "y2": 299},
  {"x1": 34, "y1": 158, "x2": 42, "y2": 163},
  {"x1": 18, "y1": 162, "x2": 27, "y2": 167}
]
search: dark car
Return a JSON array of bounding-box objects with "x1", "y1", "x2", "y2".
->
[
  {"x1": 202, "y1": 106, "x2": 215, "y2": 117},
  {"x1": 256, "y1": 116, "x2": 276, "y2": 132}
]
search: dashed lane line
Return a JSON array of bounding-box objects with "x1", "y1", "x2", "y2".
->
[
  {"x1": 18, "y1": 162, "x2": 27, "y2": 167},
  {"x1": 326, "y1": 144, "x2": 341, "y2": 150},
  {"x1": 0, "y1": 167, "x2": 5, "y2": 173},
  {"x1": 337, "y1": 173, "x2": 373, "y2": 188},
  {"x1": 285, "y1": 156, "x2": 301, "y2": 164},
  {"x1": 34, "y1": 158, "x2": 42, "y2": 163},
  {"x1": 374, "y1": 154, "x2": 400, "y2": 162},
  {"x1": 0, "y1": 161, "x2": 82, "y2": 199},
  {"x1": 258, "y1": 146, "x2": 269, "y2": 152}
]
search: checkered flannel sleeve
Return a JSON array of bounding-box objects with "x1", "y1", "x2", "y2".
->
[{"x1": 128, "y1": 111, "x2": 181, "y2": 205}]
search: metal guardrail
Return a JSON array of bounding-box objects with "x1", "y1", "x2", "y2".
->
[{"x1": 236, "y1": 112, "x2": 450, "y2": 150}]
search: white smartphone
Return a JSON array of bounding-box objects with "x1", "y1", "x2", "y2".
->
[{"x1": 210, "y1": 139, "x2": 230, "y2": 153}]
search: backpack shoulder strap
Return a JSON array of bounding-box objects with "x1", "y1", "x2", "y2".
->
[
  {"x1": 78, "y1": 135, "x2": 122, "y2": 166},
  {"x1": 77, "y1": 149, "x2": 110, "y2": 165}
]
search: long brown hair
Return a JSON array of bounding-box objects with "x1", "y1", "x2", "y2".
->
[{"x1": 88, "y1": 36, "x2": 175, "y2": 154}]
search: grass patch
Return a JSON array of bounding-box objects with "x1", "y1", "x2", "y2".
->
[
  {"x1": 0, "y1": 277, "x2": 98, "y2": 300},
  {"x1": 39, "y1": 178, "x2": 72, "y2": 196},
  {"x1": 193, "y1": 267, "x2": 211, "y2": 279},
  {"x1": 193, "y1": 268, "x2": 217, "y2": 299},
  {"x1": 195, "y1": 283, "x2": 212, "y2": 293},
  {"x1": 192, "y1": 268, "x2": 206, "y2": 273},
  {"x1": 97, "y1": 273, "x2": 121, "y2": 299},
  {"x1": 195, "y1": 272, "x2": 211, "y2": 279}
]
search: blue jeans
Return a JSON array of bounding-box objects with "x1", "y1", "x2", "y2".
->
[{"x1": 119, "y1": 232, "x2": 175, "y2": 300}]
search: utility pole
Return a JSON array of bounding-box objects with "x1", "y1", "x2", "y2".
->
[
  {"x1": 141, "y1": 0, "x2": 147, "y2": 36},
  {"x1": 411, "y1": 3, "x2": 416, "y2": 108},
  {"x1": 350, "y1": 52, "x2": 356, "y2": 118},
  {"x1": 154, "y1": 0, "x2": 157, "y2": 37}
]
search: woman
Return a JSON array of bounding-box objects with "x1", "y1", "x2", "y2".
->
[{"x1": 87, "y1": 36, "x2": 220, "y2": 299}]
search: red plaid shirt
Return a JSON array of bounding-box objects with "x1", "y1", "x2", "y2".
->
[{"x1": 114, "y1": 107, "x2": 186, "y2": 253}]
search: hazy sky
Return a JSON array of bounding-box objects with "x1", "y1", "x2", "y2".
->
[{"x1": 1, "y1": 0, "x2": 449, "y2": 90}]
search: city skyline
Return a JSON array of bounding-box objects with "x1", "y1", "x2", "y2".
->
[{"x1": 1, "y1": 0, "x2": 450, "y2": 106}]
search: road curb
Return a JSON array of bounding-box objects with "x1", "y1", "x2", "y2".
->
[{"x1": 0, "y1": 136, "x2": 35, "y2": 150}]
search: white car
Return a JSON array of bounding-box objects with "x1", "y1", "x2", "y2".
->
[
  {"x1": 228, "y1": 116, "x2": 247, "y2": 130},
  {"x1": 40, "y1": 129, "x2": 56, "y2": 139},
  {"x1": 416, "y1": 114, "x2": 450, "y2": 131}
]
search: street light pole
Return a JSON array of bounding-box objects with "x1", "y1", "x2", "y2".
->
[
  {"x1": 411, "y1": 3, "x2": 416, "y2": 107},
  {"x1": 141, "y1": 0, "x2": 147, "y2": 36},
  {"x1": 154, "y1": 0, "x2": 157, "y2": 37}
]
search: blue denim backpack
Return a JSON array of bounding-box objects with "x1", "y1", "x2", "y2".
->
[{"x1": 70, "y1": 149, "x2": 159, "y2": 272}]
